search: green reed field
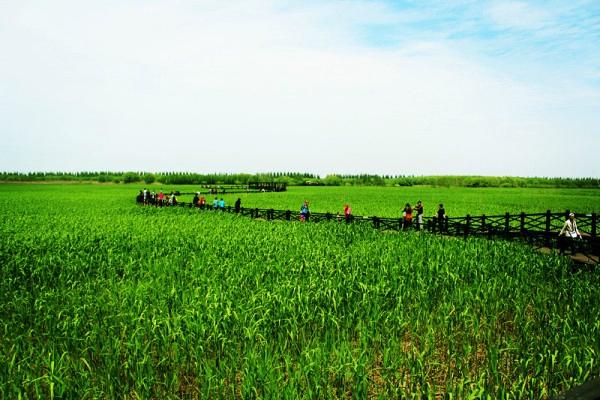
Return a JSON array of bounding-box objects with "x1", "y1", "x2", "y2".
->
[
  {"x1": 180, "y1": 186, "x2": 600, "y2": 217},
  {"x1": 1, "y1": 184, "x2": 599, "y2": 399}
]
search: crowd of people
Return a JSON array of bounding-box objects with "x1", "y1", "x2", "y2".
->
[
  {"x1": 193, "y1": 195, "x2": 242, "y2": 211},
  {"x1": 136, "y1": 188, "x2": 179, "y2": 206},
  {"x1": 296, "y1": 199, "x2": 447, "y2": 231},
  {"x1": 136, "y1": 190, "x2": 447, "y2": 230},
  {"x1": 137, "y1": 189, "x2": 244, "y2": 212},
  {"x1": 397, "y1": 201, "x2": 446, "y2": 230}
]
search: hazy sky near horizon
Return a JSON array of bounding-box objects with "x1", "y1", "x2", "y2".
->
[{"x1": 1, "y1": 1, "x2": 599, "y2": 177}]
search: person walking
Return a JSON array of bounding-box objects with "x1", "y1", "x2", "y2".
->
[
  {"x1": 344, "y1": 204, "x2": 352, "y2": 224},
  {"x1": 414, "y1": 200, "x2": 424, "y2": 230},
  {"x1": 234, "y1": 198, "x2": 241, "y2": 213},
  {"x1": 559, "y1": 212, "x2": 582, "y2": 254},
  {"x1": 300, "y1": 200, "x2": 310, "y2": 222},
  {"x1": 437, "y1": 203, "x2": 446, "y2": 233},
  {"x1": 402, "y1": 203, "x2": 413, "y2": 230}
]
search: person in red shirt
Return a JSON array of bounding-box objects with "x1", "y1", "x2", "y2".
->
[
  {"x1": 402, "y1": 203, "x2": 413, "y2": 230},
  {"x1": 344, "y1": 204, "x2": 352, "y2": 223}
]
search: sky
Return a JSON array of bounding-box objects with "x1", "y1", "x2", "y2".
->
[{"x1": 1, "y1": 0, "x2": 599, "y2": 177}]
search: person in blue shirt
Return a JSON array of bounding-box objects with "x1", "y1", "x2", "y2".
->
[
  {"x1": 218, "y1": 198, "x2": 225, "y2": 210},
  {"x1": 212, "y1": 197, "x2": 219, "y2": 209},
  {"x1": 300, "y1": 200, "x2": 310, "y2": 222}
]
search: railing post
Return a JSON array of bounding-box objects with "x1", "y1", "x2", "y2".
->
[
  {"x1": 326, "y1": 212, "x2": 331, "y2": 221},
  {"x1": 285, "y1": 210, "x2": 291, "y2": 221},
  {"x1": 592, "y1": 213, "x2": 598, "y2": 256},
  {"x1": 465, "y1": 214, "x2": 471, "y2": 238},
  {"x1": 563, "y1": 210, "x2": 571, "y2": 251},
  {"x1": 444, "y1": 216, "x2": 448, "y2": 233},
  {"x1": 481, "y1": 214, "x2": 486, "y2": 235},
  {"x1": 373, "y1": 216, "x2": 380, "y2": 229},
  {"x1": 504, "y1": 212, "x2": 510, "y2": 238},
  {"x1": 520, "y1": 212, "x2": 526, "y2": 234},
  {"x1": 545, "y1": 210, "x2": 552, "y2": 247}
]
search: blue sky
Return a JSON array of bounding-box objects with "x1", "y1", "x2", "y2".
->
[
  {"x1": 1, "y1": 0, "x2": 599, "y2": 177},
  {"x1": 360, "y1": 1, "x2": 600, "y2": 83}
]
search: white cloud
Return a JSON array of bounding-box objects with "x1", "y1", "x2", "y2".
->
[
  {"x1": 487, "y1": 1, "x2": 551, "y2": 30},
  {"x1": 0, "y1": 0, "x2": 598, "y2": 177}
]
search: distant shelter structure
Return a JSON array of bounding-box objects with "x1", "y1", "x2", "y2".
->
[
  {"x1": 248, "y1": 182, "x2": 287, "y2": 192},
  {"x1": 179, "y1": 182, "x2": 287, "y2": 195}
]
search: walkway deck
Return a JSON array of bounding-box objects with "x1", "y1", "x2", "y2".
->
[
  {"x1": 537, "y1": 247, "x2": 599, "y2": 265},
  {"x1": 136, "y1": 195, "x2": 600, "y2": 266}
]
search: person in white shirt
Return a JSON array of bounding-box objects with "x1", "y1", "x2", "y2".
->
[{"x1": 559, "y1": 212, "x2": 582, "y2": 254}]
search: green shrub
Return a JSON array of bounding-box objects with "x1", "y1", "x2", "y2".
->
[
  {"x1": 143, "y1": 173, "x2": 156, "y2": 184},
  {"x1": 123, "y1": 172, "x2": 140, "y2": 184}
]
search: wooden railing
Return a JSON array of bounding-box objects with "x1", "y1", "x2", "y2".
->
[{"x1": 136, "y1": 197, "x2": 599, "y2": 258}]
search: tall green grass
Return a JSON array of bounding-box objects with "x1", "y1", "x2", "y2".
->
[{"x1": 0, "y1": 184, "x2": 598, "y2": 398}]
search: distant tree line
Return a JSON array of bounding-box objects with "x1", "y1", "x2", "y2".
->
[
  {"x1": 0, "y1": 172, "x2": 598, "y2": 188},
  {"x1": 322, "y1": 174, "x2": 600, "y2": 188},
  {"x1": 0, "y1": 171, "x2": 318, "y2": 186}
]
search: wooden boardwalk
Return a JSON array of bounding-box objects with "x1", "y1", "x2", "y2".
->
[
  {"x1": 571, "y1": 252, "x2": 599, "y2": 265},
  {"x1": 137, "y1": 196, "x2": 599, "y2": 265},
  {"x1": 537, "y1": 247, "x2": 599, "y2": 265}
]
